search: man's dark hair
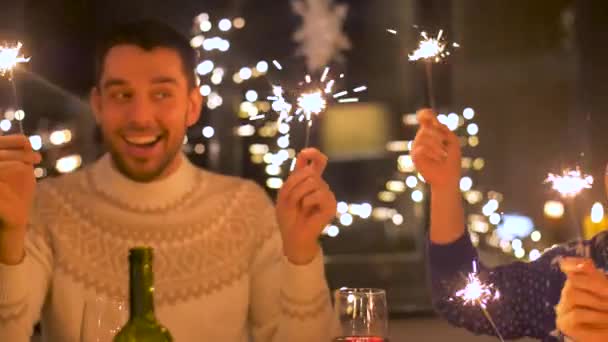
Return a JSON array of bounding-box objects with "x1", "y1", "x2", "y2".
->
[{"x1": 94, "y1": 20, "x2": 198, "y2": 89}]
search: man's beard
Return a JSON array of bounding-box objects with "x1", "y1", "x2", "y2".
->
[
  {"x1": 110, "y1": 148, "x2": 177, "y2": 183},
  {"x1": 105, "y1": 133, "x2": 183, "y2": 183}
]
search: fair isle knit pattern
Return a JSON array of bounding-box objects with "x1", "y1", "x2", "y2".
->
[{"x1": 0, "y1": 154, "x2": 335, "y2": 342}]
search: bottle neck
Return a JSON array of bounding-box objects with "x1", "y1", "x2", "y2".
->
[{"x1": 129, "y1": 254, "x2": 156, "y2": 321}]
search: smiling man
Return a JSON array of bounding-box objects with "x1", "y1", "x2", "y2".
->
[
  {"x1": 0, "y1": 20, "x2": 338, "y2": 341},
  {"x1": 92, "y1": 41, "x2": 199, "y2": 183}
]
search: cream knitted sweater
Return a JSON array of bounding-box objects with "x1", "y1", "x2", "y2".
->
[{"x1": 0, "y1": 154, "x2": 335, "y2": 341}]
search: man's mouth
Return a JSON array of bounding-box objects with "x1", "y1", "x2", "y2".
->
[{"x1": 123, "y1": 135, "x2": 162, "y2": 147}]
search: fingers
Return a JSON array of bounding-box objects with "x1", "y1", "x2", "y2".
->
[
  {"x1": 0, "y1": 160, "x2": 35, "y2": 175},
  {"x1": 437, "y1": 122, "x2": 459, "y2": 145},
  {"x1": 416, "y1": 127, "x2": 447, "y2": 147},
  {"x1": 559, "y1": 258, "x2": 608, "y2": 299},
  {"x1": 294, "y1": 148, "x2": 328, "y2": 174},
  {"x1": 417, "y1": 108, "x2": 439, "y2": 128},
  {"x1": 0, "y1": 135, "x2": 34, "y2": 150},
  {"x1": 285, "y1": 176, "x2": 326, "y2": 208},
  {"x1": 301, "y1": 190, "x2": 337, "y2": 231},
  {"x1": 301, "y1": 188, "x2": 336, "y2": 214},
  {"x1": 563, "y1": 285, "x2": 608, "y2": 314},
  {"x1": 280, "y1": 149, "x2": 329, "y2": 203},
  {"x1": 560, "y1": 257, "x2": 595, "y2": 274},
  {"x1": 563, "y1": 273, "x2": 608, "y2": 301},
  {"x1": 412, "y1": 119, "x2": 450, "y2": 160},
  {"x1": 416, "y1": 108, "x2": 460, "y2": 146},
  {"x1": 557, "y1": 307, "x2": 608, "y2": 334},
  {"x1": 300, "y1": 190, "x2": 323, "y2": 210},
  {"x1": 0, "y1": 182, "x2": 26, "y2": 228},
  {"x1": 0, "y1": 136, "x2": 40, "y2": 165},
  {"x1": 0, "y1": 149, "x2": 41, "y2": 165},
  {"x1": 558, "y1": 281, "x2": 606, "y2": 317},
  {"x1": 412, "y1": 142, "x2": 447, "y2": 163},
  {"x1": 277, "y1": 167, "x2": 316, "y2": 203}
]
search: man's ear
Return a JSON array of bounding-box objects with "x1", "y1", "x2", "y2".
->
[
  {"x1": 186, "y1": 88, "x2": 203, "y2": 127},
  {"x1": 90, "y1": 87, "x2": 102, "y2": 125}
]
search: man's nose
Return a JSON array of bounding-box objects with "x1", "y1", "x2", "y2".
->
[{"x1": 128, "y1": 96, "x2": 155, "y2": 126}]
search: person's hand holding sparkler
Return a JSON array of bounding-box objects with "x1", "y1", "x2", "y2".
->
[
  {"x1": 411, "y1": 108, "x2": 461, "y2": 188},
  {"x1": 0, "y1": 135, "x2": 41, "y2": 265},
  {"x1": 276, "y1": 148, "x2": 337, "y2": 265},
  {"x1": 556, "y1": 257, "x2": 608, "y2": 342}
]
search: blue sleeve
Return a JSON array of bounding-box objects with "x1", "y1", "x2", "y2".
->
[{"x1": 428, "y1": 233, "x2": 567, "y2": 340}]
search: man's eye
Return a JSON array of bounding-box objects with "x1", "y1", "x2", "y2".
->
[
  {"x1": 111, "y1": 92, "x2": 132, "y2": 100},
  {"x1": 154, "y1": 91, "x2": 172, "y2": 99}
]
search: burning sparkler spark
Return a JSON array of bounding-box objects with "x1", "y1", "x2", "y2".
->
[
  {"x1": 455, "y1": 261, "x2": 500, "y2": 309},
  {"x1": 387, "y1": 28, "x2": 459, "y2": 62},
  {"x1": 545, "y1": 168, "x2": 593, "y2": 198},
  {"x1": 389, "y1": 28, "x2": 458, "y2": 109},
  {"x1": 256, "y1": 63, "x2": 365, "y2": 128},
  {"x1": 0, "y1": 42, "x2": 30, "y2": 77},
  {"x1": 409, "y1": 30, "x2": 448, "y2": 62},
  {"x1": 454, "y1": 261, "x2": 504, "y2": 342},
  {"x1": 250, "y1": 62, "x2": 367, "y2": 172},
  {"x1": 297, "y1": 90, "x2": 326, "y2": 116}
]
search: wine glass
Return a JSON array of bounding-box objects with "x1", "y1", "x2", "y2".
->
[
  {"x1": 333, "y1": 288, "x2": 389, "y2": 342},
  {"x1": 80, "y1": 295, "x2": 128, "y2": 342}
]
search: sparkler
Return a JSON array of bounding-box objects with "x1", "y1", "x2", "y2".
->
[
  {"x1": 256, "y1": 61, "x2": 365, "y2": 170},
  {"x1": 545, "y1": 168, "x2": 593, "y2": 198},
  {"x1": 0, "y1": 42, "x2": 29, "y2": 77},
  {"x1": 297, "y1": 90, "x2": 326, "y2": 148},
  {"x1": 0, "y1": 42, "x2": 30, "y2": 134},
  {"x1": 454, "y1": 261, "x2": 504, "y2": 342},
  {"x1": 545, "y1": 168, "x2": 593, "y2": 340},
  {"x1": 388, "y1": 29, "x2": 458, "y2": 109},
  {"x1": 545, "y1": 168, "x2": 593, "y2": 257}
]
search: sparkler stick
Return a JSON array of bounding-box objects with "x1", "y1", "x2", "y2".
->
[
  {"x1": 304, "y1": 120, "x2": 312, "y2": 149},
  {"x1": 479, "y1": 307, "x2": 505, "y2": 342},
  {"x1": 9, "y1": 78, "x2": 23, "y2": 134},
  {"x1": 424, "y1": 62, "x2": 435, "y2": 110}
]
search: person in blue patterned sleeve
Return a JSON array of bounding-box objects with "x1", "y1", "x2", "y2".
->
[{"x1": 411, "y1": 108, "x2": 608, "y2": 341}]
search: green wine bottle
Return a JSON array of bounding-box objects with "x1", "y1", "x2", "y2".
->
[{"x1": 113, "y1": 247, "x2": 173, "y2": 342}]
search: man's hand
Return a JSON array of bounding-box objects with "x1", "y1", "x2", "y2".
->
[
  {"x1": 556, "y1": 257, "x2": 608, "y2": 342},
  {"x1": 276, "y1": 148, "x2": 337, "y2": 265},
  {"x1": 0, "y1": 135, "x2": 40, "y2": 264}
]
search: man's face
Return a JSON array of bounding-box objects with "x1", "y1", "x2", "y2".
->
[{"x1": 91, "y1": 45, "x2": 201, "y2": 182}]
